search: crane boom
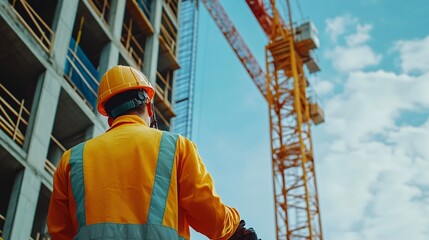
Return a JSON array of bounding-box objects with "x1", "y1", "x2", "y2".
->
[{"x1": 201, "y1": 0, "x2": 267, "y2": 99}]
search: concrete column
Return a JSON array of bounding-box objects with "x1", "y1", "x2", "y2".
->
[
  {"x1": 109, "y1": 0, "x2": 126, "y2": 39},
  {"x1": 3, "y1": 168, "x2": 41, "y2": 240},
  {"x1": 95, "y1": 0, "x2": 126, "y2": 135},
  {"x1": 25, "y1": 70, "x2": 62, "y2": 171},
  {"x1": 98, "y1": 0, "x2": 126, "y2": 75},
  {"x1": 50, "y1": 0, "x2": 79, "y2": 72},
  {"x1": 143, "y1": 0, "x2": 163, "y2": 86},
  {"x1": 2, "y1": 70, "x2": 61, "y2": 239}
]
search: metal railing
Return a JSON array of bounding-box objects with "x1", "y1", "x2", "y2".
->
[
  {"x1": 156, "y1": 71, "x2": 172, "y2": 105},
  {"x1": 9, "y1": 0, "x2": 55, "y2": 53},
  {"x1": 0, "y1": 83, "x2": 30, "y2": 146},
  {"x1": 159, "y1": 12, "x2": 177, "y2": 55},
  {"x1": 121, "y1": 19, "x2": 145, "y2": 68},
  {"x1": 1, "y1": 213, "x2": 5, "y2": 239},
  {"x1": 87, "y1": 0, "x2": 111, "y2": 26},
  {"x1": 45, "y1": 135, "x2": 66, "y2": 176},
  {"x1": 164, "y1": 0, "x2": 178, "y2": 20},
  {"x1": 29, "y1": 232, "x2": 50, "y2": 240},
  {"x1": 64, "y1": 47, "x2": 100, "y2": 110}
]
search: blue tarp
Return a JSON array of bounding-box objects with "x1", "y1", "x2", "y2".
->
[
  {"x1": 137, "y1": 0, "x2": 152, "y2": 19},
  {"x1": 64, "y1": 38, "x2": 99, "y2": 109}
]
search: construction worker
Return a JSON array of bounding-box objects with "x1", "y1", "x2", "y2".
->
[{"x1": 47, "y1": 65, "x2": 259, "y2": 240}]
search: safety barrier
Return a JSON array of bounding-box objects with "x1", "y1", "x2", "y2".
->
[
  {"x1": 160, "y1": 12, "x2": 177, "y2": 56},
  {"x1": 0, "y1": 213, "x2": 5, "y2": 239},
  {"x1": 164, "y1": 0, "x2": 178, "y2": 20},
  {"x1": 87, "y1": 0, "x2": 111, "y2": 26},
  {"x1": 29, "y1": 232, "x2": 50, "y2": 240},
  {"x1": 156, "y1": 71, "x2": 172, "y2": 105},
  {"x1": 44, "y1": 135, "x2": 66, "y2": 176},
  {"x1": 9, "y1": 0, "x2": 55, "y2": 53},
  {"x1": 0, "y1": 83, "x2": 30, "y2": 146},
  {"x1": 121, "y1": 19, "x2": 145, "y2": 68},
  {"x1": 64, "y1": 38, "x2": 100, "y2": 110}
]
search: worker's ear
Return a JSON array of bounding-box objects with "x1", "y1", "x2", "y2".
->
[
  {"x1": 147, "y1": 102, "x2": 153, "y2": 117},
  {"x1": 108, "y1": 116, "x2": 114, "y2": 126}
]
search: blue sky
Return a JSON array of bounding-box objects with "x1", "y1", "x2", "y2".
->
[{"x1": 189, "y1": 0, "x2": 429, "y2": 239}]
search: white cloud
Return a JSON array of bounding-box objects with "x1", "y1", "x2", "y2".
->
[
  {"x1": 346, "y1": 24, "x2": 373, "y2": 47},
  {"x1": 325, "y1": 17, "x2": 381, "y2": 73},
  {"x1": 313, "y1": 79, "x2": 334, "y2": 96},
  {"x1": 325, "y1": 45, "x2": 381, "y2": 72},
  {"x1": 318, "y1": 30, "x2": 429, "y2": 240},
  {"x1": 395, "y1": 35, "x2": 429, "y2": 74},
  {"x1": 326, "y1": 15, "x2": 357, "y2": 42},
  {"x1": 323, "y1": 70, "x2": 428, "y2": 142}
]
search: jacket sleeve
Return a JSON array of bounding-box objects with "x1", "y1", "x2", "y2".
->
[
  {"x1": 177, "y1": 136, "x2": 240, "y2": 240},
  {"x1": 47, "y1": 150, "x2": 76, "y2": 239}
]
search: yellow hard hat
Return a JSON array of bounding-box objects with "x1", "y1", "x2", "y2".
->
[{"x1": 97, "y1": 65, "x2": 155, "y2": 116}]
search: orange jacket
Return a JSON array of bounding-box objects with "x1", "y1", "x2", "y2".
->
[{"x1": 47, "y1": 115, "x2": 240, "y2": 239}]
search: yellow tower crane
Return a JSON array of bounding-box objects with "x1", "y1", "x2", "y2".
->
[{"x1": 202, "y1": 0, "x2": 324, "y2": 239}]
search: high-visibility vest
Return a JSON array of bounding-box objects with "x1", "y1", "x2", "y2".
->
[{"x1": 69, "y1": 132, "x2": 183, "y2": 239}]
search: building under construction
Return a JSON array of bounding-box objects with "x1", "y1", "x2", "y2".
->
[
  {"x1": 0, "y1": 0, "x2": 200, "y2": 238},
  {"x1": 0, "y1": 0, "x2": 323, "y2": 239}
]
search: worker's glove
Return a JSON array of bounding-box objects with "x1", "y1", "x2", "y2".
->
[{"x1": 229, "y1": 220, "x2": 260, "y2": 240}]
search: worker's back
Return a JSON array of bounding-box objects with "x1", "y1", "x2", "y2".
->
[
  {"x1": 48, "y1": 115, "x2": 240, "y2": 240},
  {"x1": 83, "y1": 115, "x2": 171, "y2": 226}
]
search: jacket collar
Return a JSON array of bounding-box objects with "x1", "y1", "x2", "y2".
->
[{"x1": 108, "y1": 115, "x2": 148, "y2": 131}]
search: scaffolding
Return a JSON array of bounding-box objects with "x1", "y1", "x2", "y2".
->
[{"x1": 172, "y1": 0, "x2": 198, "y2": 138}]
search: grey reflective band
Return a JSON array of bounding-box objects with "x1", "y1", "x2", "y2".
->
[
  {"x1": 147, "y1": 132, "x2": 179, "y2": 224},
  {"x1": 74, "y1": 223, "x2": 186, "y2": 240},
  {"x1": 110, "y1": 100, "x2": 138, "y2": 118},
  {"x1": 70, "y1": 142, "x2": 86, "y2": 228}
]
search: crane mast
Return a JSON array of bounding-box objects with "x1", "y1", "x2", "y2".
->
[
  {"x1": 203, "y1": 0, "x2": 323, "y2": 239},
  {"x1": 263, "y1": 0, "x2": 323, "y2": 238}
]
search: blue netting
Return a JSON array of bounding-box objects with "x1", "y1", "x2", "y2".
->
[
  {"x1": 137, "y1": 0, "x2": 152, "y2": 19},
  {"x1": 64, "y1": 38, "x2": 99, "y2": 109}
]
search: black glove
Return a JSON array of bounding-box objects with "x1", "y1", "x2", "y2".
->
[{"x1": 229, "y1": 220, "x2": 260, "y2": 240}]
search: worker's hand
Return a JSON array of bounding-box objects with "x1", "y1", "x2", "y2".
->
[{"x1": 229, "y1": 220, "x2": 260, "y2": 240}]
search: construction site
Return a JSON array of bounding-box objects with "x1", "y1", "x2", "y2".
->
[{"x1": 0, "y1": 0, "x2": 325, "y2": 239}]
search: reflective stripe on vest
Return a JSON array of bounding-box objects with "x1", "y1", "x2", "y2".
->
[
  {"x1": 69, "y1": 132, "x2": 179, "y2": 238},
  {"x1": 74, "y1": 223, "x2": 186, "y2": 240},
  {"x1": 148, "y1": 131, "x2": 178, "y2": 224},
  {"x1": 70, "y1": 142, "x2": 86, "y2": 228}
]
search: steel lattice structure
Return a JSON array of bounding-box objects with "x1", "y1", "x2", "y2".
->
[{"x1": 203, "y1": 0, "x2": 323, "y2": 239}]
